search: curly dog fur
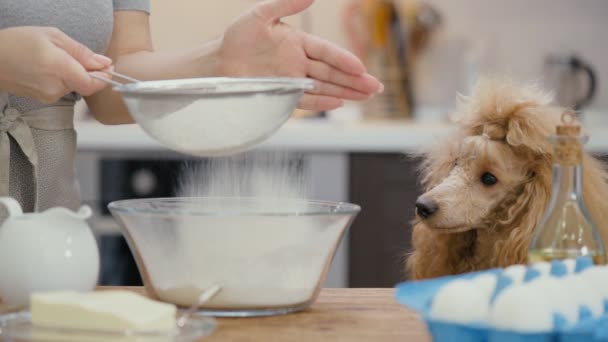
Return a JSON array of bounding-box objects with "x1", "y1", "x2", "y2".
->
[{"x1": 406, "y1": 78, "x2": 608, "y2": 280}]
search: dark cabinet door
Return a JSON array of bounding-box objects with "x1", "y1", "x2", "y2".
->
[{"x1": 348, "y1": 153, "x2": 421, "y2": 287}]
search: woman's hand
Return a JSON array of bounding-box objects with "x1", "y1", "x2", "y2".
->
[
  {"x1": 0, "y1": 26, "x2": 112, "y2": 104},
  {"x1": 218, "y1": 0, "x2": 383, "y2": 111}
]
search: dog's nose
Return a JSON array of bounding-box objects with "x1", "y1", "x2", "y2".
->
[{"x1": 416, "y1": 197, "x2": 438, "y2": 219}]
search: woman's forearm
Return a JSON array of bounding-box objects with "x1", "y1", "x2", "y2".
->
[
  {"x1": 85, "y1": 39, "x2": 222, "y2": 124},
  {"x1": 116, "y1": 38, "x2": 222, "y2": 81}
]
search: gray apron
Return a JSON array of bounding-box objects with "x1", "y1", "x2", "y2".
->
[{"x1": 0, "y1": 93, "x2": 80, "y2": 217}]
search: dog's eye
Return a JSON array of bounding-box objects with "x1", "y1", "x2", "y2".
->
[
  {"x1": 481, "y1": 172, "x2": 498, "y2": 186},
  {"x1": 453, "y1": 159, "x2": 458, "y2": 167}
]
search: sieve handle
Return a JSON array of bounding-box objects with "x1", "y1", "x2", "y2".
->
[{"x1": 90, "y1": 69, "x2": 142, "y2": 87}]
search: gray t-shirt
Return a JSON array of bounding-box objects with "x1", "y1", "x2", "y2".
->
[
  {"x1": 0, "y1": 0, "x2": 150, "y2": 112},
  {"x1": 0, "y1": 0, "x2": 150, "y2": 214}
]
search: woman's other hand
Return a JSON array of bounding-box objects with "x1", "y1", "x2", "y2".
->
[
  {"x1": 0, "y1": 26, "x2": 113, "y2": 104},
  {"x1": 218, "y1": 0, "x2": 383, "y2": 111}
]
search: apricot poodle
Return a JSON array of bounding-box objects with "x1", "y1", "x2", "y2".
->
[{"x1": 406, "y1": 78, "x2": 608, "y2": 280}]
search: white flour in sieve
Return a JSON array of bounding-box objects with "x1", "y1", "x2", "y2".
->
[
  {"x1": 136, "y1": 92, "x2": 297, "y2": 155},
  {"x1": 141, "y1": 152, "x2": 348, "y2": 309}
]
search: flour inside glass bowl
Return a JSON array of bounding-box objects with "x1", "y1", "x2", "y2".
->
[{"x1": 129, "y1": 152, "x2": 350, "y2": 311}]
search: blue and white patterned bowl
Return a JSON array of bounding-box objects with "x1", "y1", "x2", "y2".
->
[{"x1": 395, "y1": 257, "x2": 608, "y2": 342}]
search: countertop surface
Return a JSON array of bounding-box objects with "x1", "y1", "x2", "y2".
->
[
  {"x1": 74, "y1": 117, "x2": 453, "y2": 154},
  {"x1": 102, "y1": 287, "x2": 431, "y2": 342},
  {"x1": 74, "y1": 105, "x2": 608, "y2": 153}
]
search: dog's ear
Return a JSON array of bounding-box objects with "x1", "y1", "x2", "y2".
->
[
  {"x1": 417, "y1": 132, "x2": 463, "y2": 190},
  {"x1": 504, "y1": 105, "x2": 561, "y2": 156},
  {"x1": 493, "y1": 167, "x2": 552, "y2": 266}
]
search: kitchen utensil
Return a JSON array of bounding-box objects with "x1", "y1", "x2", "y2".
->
[
  {"x1": 342, "y1": 0, "x2": 441, "y2": 60},
  {"x1": 409, "y1": 2, "x2": 442, "y2": 54},
  {"x1": 90, "y1": 70, "x2": 140, "y2": 87},
  {"x1": 91, "y1": 71, "x2": 314, "y2": 156},
  {"x1": 0, "y1": 197, "x2": 99, "y2": 307},
  {"x1": 0, "y1": 310, "x2": 216, "y2": 341},
  {"x1": 544, "y1": 54, "x2": 597, "y2": 111},
  {"x1": 90, "y1": 70, "x2": 202, "y2": 123},
  {"x1": 343, "y1": 0, "x2": 441, "y2": 120},
  {"x1": 91, "y1": 70, "x2": 193, "y2": 116},
  {"x1": 108, "y1": 197, "x2": 360, "y2": 317},
  {"x1": 387, "y1": 1, "x2": 413, "y2": 117},
  {"x1": 176, "y1": 284, "x2": 221, "y2": 328}
]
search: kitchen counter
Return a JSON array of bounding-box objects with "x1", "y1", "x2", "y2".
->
[
  {"x1": 75, "y1": 105, "x2": 608, "y2": 153},
  {"x1": 75, "y1": 117, "x2": 452, "y2": 154},
  {"x1": 100, "y1": 287, "x2": 430, "y2": 342}
]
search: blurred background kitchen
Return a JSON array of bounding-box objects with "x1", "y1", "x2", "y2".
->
[{"x1": 76, "y1": 0, "x2": 608, "y2": 288}]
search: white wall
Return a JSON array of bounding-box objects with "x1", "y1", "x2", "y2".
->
[
  {"x1": 423, "y1": 0, "x2": 608, "y2": 109},
  {"x1": 149, "y1": 0, "x2": 350, "y2": 48}
]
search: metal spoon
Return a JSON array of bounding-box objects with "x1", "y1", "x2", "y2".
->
[{"x1": 176, "y1": 284, "x2": 222, "y2": 328}]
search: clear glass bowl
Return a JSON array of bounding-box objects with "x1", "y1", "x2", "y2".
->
[
  {"x1": 108, "y1": 197, "x2": 360, "y2": 317},
  {"x1": 114, "y1": 77, "x2": 314, "y2": 157},
  {"x1": 0, "y1": 311, "x2": 215, "y2": 341}
]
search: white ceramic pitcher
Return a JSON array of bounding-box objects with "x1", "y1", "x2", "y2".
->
[{"x1": 0, "y1": 197, "x2": 100, "y2": 306}]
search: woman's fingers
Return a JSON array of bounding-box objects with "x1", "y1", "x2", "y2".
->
[
  {"x1": 307, "y1": 59, "x2": 382, "y2": 95},
  {"x1": 297, "y1": 93, "x2": 344, "y2": 111},
  {"x1": 304, "y1": 35, "x2": 366, "y2": 76},
  {"x1": 253, "y1": 0, "x2": 314, "y2": 23},
  {"x1": 60, "y1": 55, "x2": 111, "y2": 97},
  {"x1": 310, "y1": 80, "x2": 370, "y2": 101}
]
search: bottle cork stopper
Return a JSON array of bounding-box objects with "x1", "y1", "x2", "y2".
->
[
  {"x1": 554, "y1": 110, "x2": 582, "y2": 164},
  {"x1": 556, "y1": 110, "x2": 581, "y2": 136}
]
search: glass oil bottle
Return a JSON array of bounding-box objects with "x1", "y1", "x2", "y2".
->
[{"x1": 528, "y1": 111, "x2": 607, "y2": 264}]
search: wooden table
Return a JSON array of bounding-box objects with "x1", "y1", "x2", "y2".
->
[{"x1": 108, "y1": 287, "x2": 431, "y2": 342}]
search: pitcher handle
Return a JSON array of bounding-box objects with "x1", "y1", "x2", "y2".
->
[{"x1": 0, "y1": 197, "x2": 23, "y2": 217}]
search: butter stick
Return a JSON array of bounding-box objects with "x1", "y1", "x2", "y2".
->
[{"x1": 31, "y1": 291, "x2": 176, "y2": 332}]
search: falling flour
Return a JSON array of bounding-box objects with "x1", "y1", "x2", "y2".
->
[{"x1": 135, "y1": 152, "x2": 348, "y2": 309}]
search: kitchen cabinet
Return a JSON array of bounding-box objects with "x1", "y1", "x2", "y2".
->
[{"x1": 349, "y1": 153, "x2": 420, "y2": 288}]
